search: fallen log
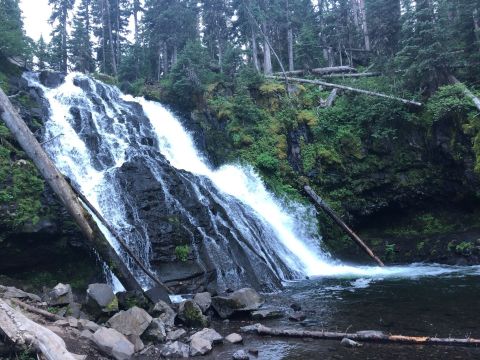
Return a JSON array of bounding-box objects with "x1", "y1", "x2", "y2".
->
[
  {"x1": 9, "y1": 298, "x2": 63, "y2": 322},
  {"x1": 266, "y1": 75, "x2": 423, "y2": 107},
  {"x1": 311, "y1": 66, "x2": 357, "y2": 75},
  {"x1": 322, "y1": 72, "x2": 381, "y2": 78},
  {"x1": 448, "y1": 75, "x2": 480, "y2": 112},
  {"x1": 69, "y1": 182, "x2": 172, "y2": 295},
  {"x1": 323, "y1": 88, "x2": 338, "y2": 108},
  {"x1": 304, "y1": 186, "x2": 384, "y2": 267},
  {"x1": 0, "y1": 88, "x2": 142, "y2": 293},
  {"x1": 255, "y1": 324, "x2": 480, "y2": 347},
  {"x1": 0, "y1": 299, "x2": 79, "y2": 360}
]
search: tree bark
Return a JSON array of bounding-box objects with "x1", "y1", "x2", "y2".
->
[
  {"x1": 105, "y1": 0, "x2": 117, "y2": 76},
  {"x1": 473, "y1": 9, "x2": 480, "y2": 48},
  {"x1": 253, "y1": 324, "x2": 480, "y2": 346},
  {"x1": 286, "y1": 0, "x2": 294, "y2": 72},
  {"x1": 304, "y1": 186, "x2": 384, "y2": 266},
  {"x1": 251, "y1": 28, "x2": 260, "y2": 72},
  {"x1": 359, "y1": 0, "x2": 371, "y2": 51},
  {"x1": 0, "y1": 88, "x2": 141, "y2": 292},
  {"x1": 266, "y1": 75, "x2": 423, "y2": 106},
  {"x1": 0, "y1": 299, "x2": 79, "y2": 360},
  {"x1": 262, "y1": 21, "x2": 273, "y2": 75},
  {"x1": 311, "y1": 66, "x2": 357, "y2": 75},
  {"x1": 323, "y1": 72, "x2": 380, "y2": 78}
]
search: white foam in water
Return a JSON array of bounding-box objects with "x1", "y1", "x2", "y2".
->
[{"x1": 28, "y1": 72, "x2": 479, "y2": 289}]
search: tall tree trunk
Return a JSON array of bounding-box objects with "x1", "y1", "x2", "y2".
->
[
  {"x1": 172, "y1": 45, "x2": 178, "y2": 66},
  {"x1": 162, "y1": 41, "x2": 169, "y2": 75},
  {"x1": 359, "y1": 0, "x2": 371, "y2": 51},
  {"x1": 286, "y1": 0, "x2": 294, "y2": 72},
  {"x1": 101, "y1": 0, "x2": 107, "y2": 73},
  {"x1": 61, "y1": 11, "x2": 68, "y2": 72},
  {"x1": 251, "y1": 28, "x2": 260, "y2": 72},
  {"x1": 115, "y1": 0, "x2": 121, "y2": 66},
  {"x1": 474, "y1": 9, "x2": 480, "y2": 48},
  {"x1": 105, "y1": 0, "x2": 117, "y2": 76},
  {"x1": 133, "y1": 0, "x2": 139, "y2": 44},
  {"x1": 157, "y1": 41, "x2": 162, "y2": 81},
  {"x1": 262, "y1": 21, "x2": 272, "y2": 75}
]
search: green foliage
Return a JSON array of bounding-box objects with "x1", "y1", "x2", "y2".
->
[
  {"x1": 384, "y1": 243, "x2": 396, "y2": 262},
  {"x1": 175, "y1": 245, "x2": 190, "y2": 262},
  {"x1": 0, "y1": 0, "x2": 27, "y2": 58},
  {"x1": 427, "y1": 85, "x2": 474, "y2": 123}
]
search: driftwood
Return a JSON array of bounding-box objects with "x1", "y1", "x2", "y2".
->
[
  {"x1": 266, "y1": 75, "x2": 423, "y2": 107},
  {"x1": 0, "y1": 299, "x2": 78, "y2": 360},
  {"x1": 304, "y1": 186, "x2": 384, "y2": 267},
  {"x1": 255, "y1": 324, "x2": 480, "y2": 347},
  {"x1": 70, "y1": 183, "x2": 172, "y2": 295},
  {"x1": 448, "y1": 75, "x2": 480, "y2": 112},
  {"x1": 0, "y1": 88, "x2": 142, "y2": 292},
  {"x1": 321, "y1": 88, "x2": 338, "y2": 108},
  {"x1": 9, "y1": 298, "x2": 63, "y2": 322}
]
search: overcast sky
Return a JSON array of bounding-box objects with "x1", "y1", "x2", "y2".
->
[{"x1": 19, "y1": 0, "x2": 52, "y2": 41}]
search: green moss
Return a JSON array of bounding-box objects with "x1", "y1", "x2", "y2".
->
[
  {"x1": 175, "y1": 245, "x2": 190, "y2": 262},
  {"x1": 0, "y1": 71, "x2": 9, "y2": 92},
  {"x1": 93, "y1": 73, "x2": 118, "y2": 86}
]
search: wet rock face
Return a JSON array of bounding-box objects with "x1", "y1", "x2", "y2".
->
[{"x1": 38, "y1": 71, "x2": 66, "y2": 88}]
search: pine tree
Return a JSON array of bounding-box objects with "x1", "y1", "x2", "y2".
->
[
  {"x1": 36, "y1": 35, "x2": 49, "y2": 70},
  {"x1": 48, "y1": 0, "x2": 74, "y2": 71},
  {"x1": 0, "y1": 0, "x2": 27, "y2": 58},
  {"x1": 69, "y1": 0, "x2": 95, "y2": 73}
]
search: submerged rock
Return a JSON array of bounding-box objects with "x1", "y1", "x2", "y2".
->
[
  {"x1": 178, "y1": 300, "x2": 209, "y2": 328},
  {"x1": 92, "y1": 327, "x2": 135, "y2": 360},
  {"x1": 341, "y1": 338, "x2": 363, "y2": 348},
  {"x1": 225, "y1": 333, "x2": 243, "y2": 344},
  {"x1": 232, "y1": 350, "x2": 249, "y2": 360},
  {"x1": 190, "y1": 336, "x2": 212, "y2": 356},
  {"x1": 189, "y1": 328, "x2": 223, "y2": 345},
  {"x1": 212, "y1": 288, "x2": 264, "y2": 318},
  {"x1": 251, "y1": 308, "x2": 284, "y2": 320},
  {"x1": 107, "y1": 306, "x2": 153, "y2": 337}
]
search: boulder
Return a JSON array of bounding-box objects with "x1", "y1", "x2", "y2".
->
[
  {"x1": 92, "y1": 327, "x2": 135, "y2": 360},
  {"x1": 160, "y1": 341, "x2": 190, "y2": 358},
  {"x1": 178, "y1": 300, "x2": 208, "y2": 328},
  {"x1": 239, "y1": 323, "x2": 261, "y2": 333},
  {"x1": 85, "y1": 283, "x2": 118, "y2": 317},
  {"x1": 151, "y1": 300, "x2": 176, "y2": 328},
  {"x1": 193, "y1": 292, "x2": 212, "y2": 313},
  {"x1": 143, "y1": 318, "x2": 166, "y2": 342},
  {"x1": 78, "y1": 319, "x2": 100, "y2": 333},
  {"x1": 127, "y1": 334, "x2": 144, "y2": 352},
  {"x1": 250, "y1": 308, "x2": 284, "y2": 320},
  {"x1": 288, "y1": 311, "x2": 306, "y2": 322},
  {"x1": 225, "y1": 333, "x2": 243, "y2": 344},
  {"x1": 190, "y1": 336, "x2": 212, "y2": 356},
  {"x1": 189, "y1": 328, "x2": 223, "y2": 345},
  {"x1": 232, "y1": 350, "x2": 249, "y2": 360},
  {"x1": 117, "y1": 290, "x2": 150, "y2": 311},
  {"x1": 341, "y1": 338, "x2": 362, "y2": 348},
  {"x1": 80, "y1": 329, "x2": 93, "y2": 341},
  {"x1": 45, "y1": 283, "x2": 73, "y2": 306},
  {"x1": 107, "y1": 306, "x2": 153, "y2": 337},
  {"x1": 211, "y1": 288, "x2": 264, "y2": 318},
  {"x1": 0, "y1": 285, "x2": 41, "y2": 302},
  {"x1": 39, "y1": 70, "x2": 66, "y2": 88},
  {"x1": 167, "y1": 329, "x2": 187, "y2": 341}
]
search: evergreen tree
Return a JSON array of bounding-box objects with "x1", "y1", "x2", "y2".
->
[
  {"x1": 36, "y1": 35, "x2": 49, "y2": 70},
  {"x1": 69, "y1": 0, "x2": 95, "y2": 73},
  {"x1": 48, "y1": 0, "x2": 74, "y2": 71},
  {"x1": 0, "y1": 0, "x2": 27, "y2": 58}
]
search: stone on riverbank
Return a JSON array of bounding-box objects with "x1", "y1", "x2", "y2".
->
[
  {"x1": 211, "y1": 288, "x2": 264, "y2": 318},
  {"x1": 92, "y1": 327, "x2": 134, "y2": 360}
]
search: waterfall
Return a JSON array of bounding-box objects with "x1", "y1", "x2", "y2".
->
[{"x1": 25, "y1": 72, "x2": 462, "y2": 293}]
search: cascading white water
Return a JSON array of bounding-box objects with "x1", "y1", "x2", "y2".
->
[{"x1": 25, "y1": 72, "x2": 478, "y2": 292}]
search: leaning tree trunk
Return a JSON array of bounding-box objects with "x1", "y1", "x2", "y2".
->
[{"x1": 0, "y1": 88, "x2": 141, "y2": 292}]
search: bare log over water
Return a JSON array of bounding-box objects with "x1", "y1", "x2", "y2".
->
[
  {"x1": 304, "y1": 186, "x2": 384, "y2": 267},
  {"x1": 255, "y1": 325, "x2": 480, "y2": 347},
  {"x1": 266, "y1": 75, "x2": 423, "y2": 106}
]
